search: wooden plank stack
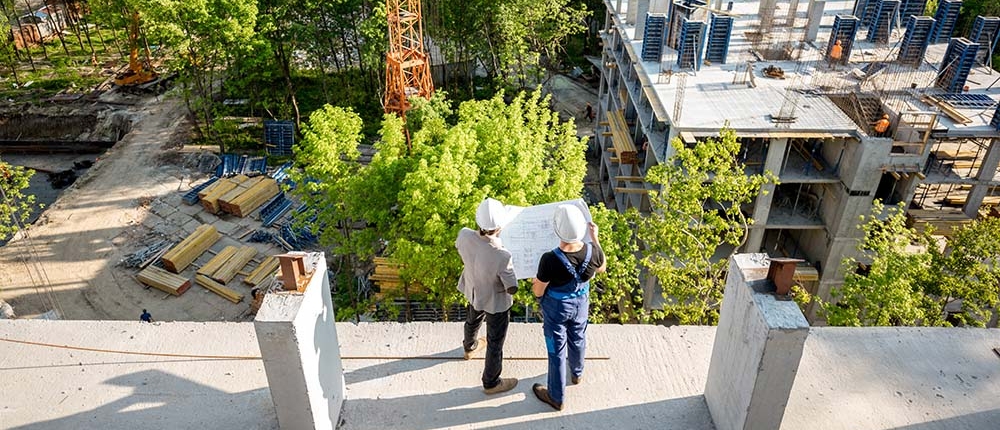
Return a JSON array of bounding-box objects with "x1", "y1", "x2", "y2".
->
[
  {"x1": 907, "y1": 209, "x2": 972, "y2": 237},
  {"x1": 136, "y1": 266, "x2": 191, "y2": 296},
  {"x1": 195, "y1": 274, "x2": 244, "y2": 303},
  {"x1": 221, "y1": 177, "x2": 280, "y2": 217},
  {"x1": 244, "y1": 256, "x2": 280, "y2": 286},
  {"x1": 369, "y1": 257, "x2": 425, "y2": 296},
  {"x1": 197, "y1": 245, "x2": 257, "y2": 284},
  {"x1": 200, "y1": 175, "x2": 249, "y2": 214},
  {"x1": 162, "y1": 225, "x2": 220, "y2": 273}
]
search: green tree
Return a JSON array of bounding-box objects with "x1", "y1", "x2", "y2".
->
[
  {"x1": 925, "y1": 218, "x2": 1000, "y2": 327},
  {"x1": 639, "y1": 129, "x2": 777, "y2": 325},
  {"x1": 291, "y1": 90, "x2": 587, "y2": 320},
  {"x1": 588, "y1": 204, "x2": 647, "y2": 324},
  {"x1": 0, "y1": 158, "x2": 36, "y2": 242},
  {"x1": 823, "y1": 201, "x2": 939, "y2": 326}
]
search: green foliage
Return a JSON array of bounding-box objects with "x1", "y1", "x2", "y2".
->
[
  {"x1": 588, "y1": 204, "x2": 647, "y2": 324},
  {"x1": 824, "y1": 201, "x2": 940, "y2": 326},
  {"x1": 640, "y1": 129, "x2": 777, "y2": 325},
  {"x1": 0, "y1": 158, "x2": 36, "y2": 242},
  {"x1": 290, "y1": 90, "x2": 587, "y2": 320},
  {"x1": 924, "y1": 218, "x2": 1000, "y2": 327}
]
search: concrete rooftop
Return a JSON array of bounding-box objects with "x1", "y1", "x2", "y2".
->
[
  {"x1": 2, "y1": 319, "x2": 999, "y2": 429},
  {"x1": 609, "y1": 0, "x2": 1000, "y2": 136}
]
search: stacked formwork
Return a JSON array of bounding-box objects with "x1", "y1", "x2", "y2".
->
[
  {"x1": 969, "y1": 16, "x2": 1000, "y2": 65},
  {"x1": 931, "y1": 0, "x2": 962, "y2": 44},
  {"x1": 867, "y1": 0, "x2": 900, "y2": 44},
  {"x1": 826, "y1": 15, "x2": 861, "y2": 64},
  {"x1": 936, "y1": 38, "x2": 980, "y2": 93},
  {"x1": 641, "y1": 13, "x2": 668, "y2": 62},
  {"x1": 992, "y1": 105, "x2": 1000, "y2": 131},
  {"x1": 898, "y1": 16, "x2": 935, "y2": 66},
  {"x1": 706, "y1": 15, "x2": 734, "y2": 64},
  {"x1": 677, "y1": 18, "x2": 706, "y2": 70},
  {"x1": 853, "y1": 0, "x2": 878, "y2": 26},
  {"x1": 899, "y1": 0, "x2": 927, "y2": 21}
]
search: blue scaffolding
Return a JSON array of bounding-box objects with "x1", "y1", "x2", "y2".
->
[
  {"x1": 264, "y1": 120, "x2": 295, "y2": 156},
  {"x1": 676, "y1": 18, "x2": 706, "y2": 71},
  {"x1": 899, "y1": 0, "x2": 928, "y2": 21},
  {"x1": 969, "y1": 16, "x2": 1000, "y2": 65},
  {"x1": 898, "y1": 16, "x2": 936, "y2": 66},
  {"x1": 936, "y1": 38, "x2": 980, "y2": 93},
  {"x1": 853, "y1": 0, "x2": 879, "y2": 26},
  {"x1": 641, "y1": 13, "x2": 668, "y2": 62},
  {"x1": 931, "y1": 0, "x2": 962, "y2": 44},
  {"x1": 868, "y1": 0, "x2": 900, "y2": 44},
  {"x1": 827, "y1": 15, "x2": 861, "y2": 64},
  {"x1": 992, "y1": 104, "x2": 1000, "y2": 131},
  {"x1": 705, "y1": 14, "x2": 734, "y2": 64}
]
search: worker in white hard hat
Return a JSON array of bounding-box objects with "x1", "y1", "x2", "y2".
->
[
  {"x1": 455, "y1": 197, "x2": 519, "y2": 395},
  {"x1": 531, "y1": 204, "x2": 606, "y2": 411}
]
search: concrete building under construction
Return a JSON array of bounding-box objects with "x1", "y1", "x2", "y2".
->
[{"x1": 594, "y1": 0, "x2": 1000, "y2": 312}]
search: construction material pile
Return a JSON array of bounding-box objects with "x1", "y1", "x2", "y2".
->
[
  {"x1": 244, "y1": 255, "x2": 280, "y2": 287},
  {"x1": 219, "y1": 176, "x2": 280, "y2": 217},
  {"x1": 136, "y1": 266, "x2": 192, "y2": 296},
  {"x1": 162, "y1": 224, "x2": 221, "y2": 273}
]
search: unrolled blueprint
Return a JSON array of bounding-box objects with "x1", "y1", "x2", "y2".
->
[{"x1": 499, "y1": 199, "x2": 592, "y2": 279}]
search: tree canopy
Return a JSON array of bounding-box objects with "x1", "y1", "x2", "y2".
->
[
  {"x1": 0, "y1": 158, "x2": 36, "y2": 242},
  {"x1": 290, "y1": 90, "x2": 587, "y2": 319}
]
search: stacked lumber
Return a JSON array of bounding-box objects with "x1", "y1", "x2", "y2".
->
[
  {"x1": 370, "y1": 257, "x2": 425, "y2": 296},
  {"x1": 245, "y1": 256, "x2": 280, "y2": 286},
  {"x1": 218, "y1": 176, "x2": 266, "y2": 213},
  {"x1": 221, "y1": 177, "x2": 280, "y2": 217},
  {"x1": 212, "y1": 246, "x2": 257, "y2": 283},
  {"x1": 195, "y1": 274, "x2": 244, "y2": 303},
  {"x1": 197, "y1": 245, "x2": 257, "y2": 284},
  {"x1": 197, "y1": 246, "x2": 238, "y2": 277},
  {"x1": 200, "y1": 175, "x2": 249, "y2": 213},
  {"x1": 162, "y1": 225, "x2": 220, "y2": 273},
  {"x1": 907, "y1": 209, "x2": 972, "y2": 237},
  {"x1": 136, "y1": 266, "x2": 191, "y2": 296}
]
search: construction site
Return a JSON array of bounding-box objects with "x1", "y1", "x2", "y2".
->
[{"x1": 594, "y1": 0, "x2": 1000, "y2": 312}]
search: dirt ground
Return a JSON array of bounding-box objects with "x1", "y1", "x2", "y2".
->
[{"x1": 0, "y1": 95, "x2": 285, "y2": 321}]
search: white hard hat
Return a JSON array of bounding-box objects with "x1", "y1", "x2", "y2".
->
[
  {"x1": 475, "y1": 198, "x2": 508, "y2": 230},
  {"x1": 553, "y1": 205, "x2": 586, "y2": 242}
]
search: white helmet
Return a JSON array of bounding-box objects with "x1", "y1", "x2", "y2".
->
[
  {"x1": 553, "y1": 205, "x2": 586, "y2": 242},
  {"x1": 475, "y1": 198, "x2": 508, "y2": 231}
]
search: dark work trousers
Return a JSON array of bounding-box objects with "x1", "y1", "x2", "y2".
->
[
  {"x1": 463, "y1": 304, "x2": 510, "y2": 389},
  {"x1": 541, "y1": 292, "x2": 589, "y2": 404}
]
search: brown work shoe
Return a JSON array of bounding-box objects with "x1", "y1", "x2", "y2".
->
[
  {"x1": 463, "y1": 337, "x2": 486, "y2": 360},
  {"x1": 571, "y1": 374, "x2": 582, "y2": 385},
  {"x1": 483, "y1": 378, "x2": 518, "y2": 395},
  {"x1": 532, "y1": 383, "x2": 563, "y2": 411}
]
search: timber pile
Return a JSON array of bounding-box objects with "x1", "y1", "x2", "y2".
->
[
  {"x1": 195, "y1": 274, "x2": 244, "y2": 303},
  {"x1": 200, "y1": 175, "x2": 249, "y2": 213},
  {"x1": 221, "y1": 177, "x2": 280, "y2": 217},
  {"x1": 162, "y1": 225, "x2": 220, "y2": 273},
  {"x1": 907, "y1": 209, "x2": 972, "y2": 237},
  {"x1": 370, "y1": 257, "x2": 424, "y2": 296},
  {"x1": 197, "y1": 245, "x2": 257, "y2": 284},
  {"x1": 245, "y1": 256, "x2": 280, "y2": 286},
  {"x1": 136, "y1": 266, "x2": 191, "y2": 296}
]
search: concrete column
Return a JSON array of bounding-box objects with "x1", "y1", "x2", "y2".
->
[
  {"x1": 634, "y1": 0, "x2": 651, "y2": 40},
  {"x1": 805, "y1": 0, "x2": 826, "y2": 42},
  {"x1": 255, "y1": 255, "x2": 344, "y2": 430},
  {"x1": 747, "y1": 139, "x2": 788, "y2": 251},
  {"x1": 627, "y1": 0, "x2": 639, "y2": 25},
  {"x1": 964, "y1": 138, "x2": 1000, "y2": 217},
  {"x1": 787, "y1": 0, "x2": 801, "y2": 24},
  {"x1": 705, "y1": 254, "x2": 810, "y2": 430}
]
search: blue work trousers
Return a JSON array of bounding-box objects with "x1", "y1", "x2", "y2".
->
[{"x1": 541, "y1": 292, "x2": 589, "y2": 404}]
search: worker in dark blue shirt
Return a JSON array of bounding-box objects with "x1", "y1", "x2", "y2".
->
[{"x1": 140, "y1": 309, "x2": 153, "y2": 323}]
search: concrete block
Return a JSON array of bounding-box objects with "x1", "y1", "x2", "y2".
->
[
  {"x1": 165, "y1": 210, "x2": 192, "y2": 227},
  {"x1": 141, "y1": 212, "x2": 166, "y2": 229},
  {"x1": 705, "y1": 254, "x2": 809, "y2": 430},
  {"x1": 177, "y1": 203, "x2": 204, "y2": 215},
  {"x1": 194, "y1": 211, "x2": 218, "y2": 225},
  {"x1": 634, "y1": 0, "x2": 650, "y2": 40},
  {"x1": 255, "y1": 255, "x2": 344, "y2": 430},
  {"x1": 213, "y1": 219, "x2": 239, "y2": 236},
  {"x1": 181, "y1": 218, "x2": 202, "y2": 235},
  {"x1": 626, "y1": 0, "x2": 639, "y2": 24}
]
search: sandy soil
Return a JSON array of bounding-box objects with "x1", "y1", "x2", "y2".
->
[{"x1": 0, "y1": 95, "x2": 283, "y2": 321}]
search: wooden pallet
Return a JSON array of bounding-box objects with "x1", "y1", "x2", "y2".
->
[
  {"x1": 244, "y1": 256, "x2": 280, "y2": 286},
  {"x1": 195, "y1": 274, "x2": 244, "y2": 303},
  {"x1": 136, "y1": 266, "x2": 191, "y2": 296}
]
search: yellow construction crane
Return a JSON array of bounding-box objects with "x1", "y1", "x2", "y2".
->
[{"x1": 113, "y1": 11, "x2": 158, "y2": 88}]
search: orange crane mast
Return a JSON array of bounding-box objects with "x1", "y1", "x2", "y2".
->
[{"x1": 383, "y1": 0, "x2": 434, "y2": 120}]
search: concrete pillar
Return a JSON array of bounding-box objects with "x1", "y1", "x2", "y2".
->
[
  {"x1": 705, "y1": 254, "x2": 810, "y2": 430},
  {"x1": 634, "y1": 0, "x2": 651, "y2": 40},
  {"x1": 787, "y1": 0, "x2": 801, "y2": 24},
  {"x1": 651, "y1": 0, "x2": 670, "y2": 14},
  {"x1": 805, "y1": 0, "x2": 826, "y2": 42},
  {"x1": 627, "y1": 0, "x2": 639, "y2": 25},
  {"x1": 255, "y1": 255, "x2": 344, "y2": 430},
  {"x1": 964, "y1": 138, "x2": 1000, "y2": 217},
  {"x1": 747, "y1": 139, "x2": 788, "y2": 251}
]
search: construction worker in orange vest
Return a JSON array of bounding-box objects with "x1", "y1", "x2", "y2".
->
[
  {"x1": 872, "y1": 114, "x2": 891, "y2": 137},
  {"x1": 829, "y1": 40, "x2": 843, "y2": 69}
]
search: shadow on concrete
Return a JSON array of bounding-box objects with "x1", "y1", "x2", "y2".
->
[
  {"x1": 9, "y1": 369, "x2": 276, "y2": 430},
  {"x1": 341, "y1": 390, "x2": 713, "y2": 430},
  {"x1": 888, "y1": 410, "x2": 1000, "y2": 430},
  {"x1": 343, "y1": 346, "x2": 467, "y2": 385}
]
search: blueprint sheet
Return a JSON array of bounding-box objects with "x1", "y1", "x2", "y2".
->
[{"x1": 499, "y1": 199, "x2": 592, "y2": 279}]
